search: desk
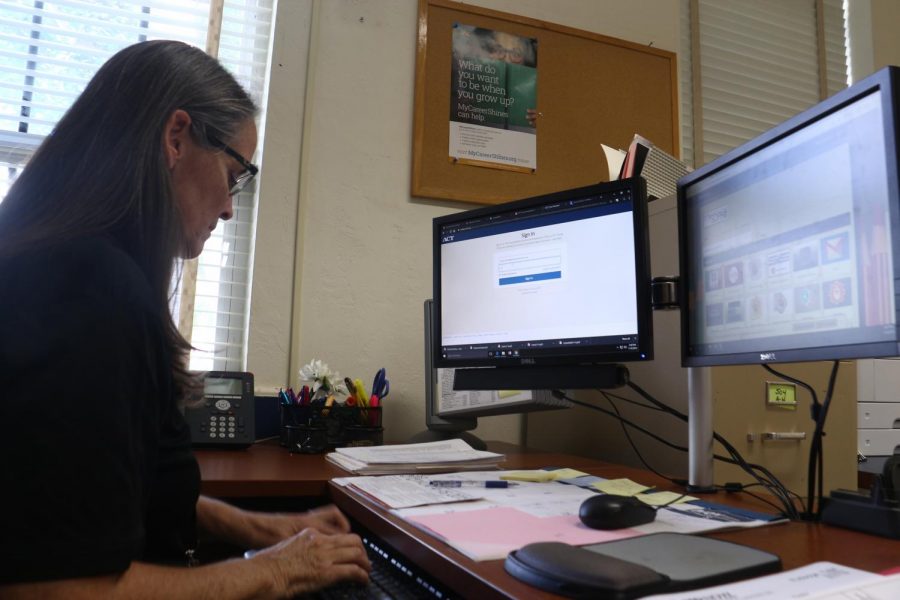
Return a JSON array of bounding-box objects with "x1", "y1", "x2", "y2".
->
[{"x1": 197, "y1": 441, "x2": 900, "y2": 599}]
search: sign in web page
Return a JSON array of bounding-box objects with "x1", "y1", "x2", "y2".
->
[
  {"x1": 441, "y1": 205, "x2": 638, "y2": 347},
  {"x1": 494, "y1": 233, "x2": 564, "y2": 287}
]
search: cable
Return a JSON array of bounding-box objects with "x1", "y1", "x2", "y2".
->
[
  {"x1": 763, "y1": 364, "x2": 820, "y2": 519},
  {"x1": 553, "y1": 388, "x2": 803, "y2": 519},
  {"x1": 813, "y1": 361, "x2": 839, "y2": 519},
  {"x1": 599, "y1": 391, "x2": 681, "y2": 483},
  {"x1": 625, "y1": 380, "x2": 801, "y2": 519},
  {"x1": 761, "y1": 361, "x2": 839, "y2": 520}
]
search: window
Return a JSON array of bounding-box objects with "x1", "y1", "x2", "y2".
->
[
  {"x1": 0, "y1": 0, "x2": 274, "y2": 372},
  {"x1": 681, "y1": 0, "x2": 849, "y2": 167}
]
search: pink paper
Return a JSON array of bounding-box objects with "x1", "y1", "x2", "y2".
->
[{"x1": 407, "y1": 506, "x2": 640, "y2": 560}]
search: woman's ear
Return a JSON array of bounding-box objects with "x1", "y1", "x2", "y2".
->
[{"x1": 162, "y1": 109, "x2": 193, "y2": 170}]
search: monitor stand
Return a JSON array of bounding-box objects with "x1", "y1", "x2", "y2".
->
[
  {"x1": 453, "y1": 364, "x2": 629, "y2": 391},
  {"x1": 687, "y1": 366, "x2": 716, "y2": 492}
]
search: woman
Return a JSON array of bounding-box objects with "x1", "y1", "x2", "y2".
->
[{"x1": 0, "y1": 40, "x2": 370, "y2": 597}]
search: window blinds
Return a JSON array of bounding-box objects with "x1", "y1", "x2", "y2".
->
[
  {"x1": 684, "y1": 0, "x2": 848, "y2": 166},
  {"x1": 184, "y1": 0, "x2": 273, "y2": 372},
  {"x1": 0, "y1": 0, "x2": 274, "y2": 372}
]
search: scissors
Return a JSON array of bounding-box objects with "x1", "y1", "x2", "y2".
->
[{"x1": 371, "y1": 368, "x2": 390, "y2": 402}]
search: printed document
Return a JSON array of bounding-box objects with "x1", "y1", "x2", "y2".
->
[{"x1": 643, "y1": 561, "x2": 890, "y2": 599}]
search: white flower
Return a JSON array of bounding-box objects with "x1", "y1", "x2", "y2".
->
[
  {"x1": 299, "y1": 359, "x2": 349, "y2": 396},
  {"x1": 299, "y1": 358, "x2": 330, "y2": 382}
]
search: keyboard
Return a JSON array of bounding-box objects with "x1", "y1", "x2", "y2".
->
[{"x1": 315, "y1": 534, "x2": 455, "y2": 600}]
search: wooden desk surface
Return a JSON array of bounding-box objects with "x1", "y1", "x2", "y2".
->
[
  {"x1": 196, "y1": 440, "x2": 346, "y2": 497},
  {"x1": 198, "y1": 441, "x2": 900, "y2": 599}
]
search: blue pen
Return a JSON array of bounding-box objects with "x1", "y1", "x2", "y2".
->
[{"x1": 429, "y1": 480, "x2": 517, "y2": 488}]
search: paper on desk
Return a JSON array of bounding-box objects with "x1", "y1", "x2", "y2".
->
[
  {"x1": 808, "y1": 573, "x2": 900, "y2": 599},
  {"x1": 393, "y1": 476, "x2": 785, "y2": 561},
  {"x1": 333, "y1": 439, "x2": 502, "y2": 464},
  {"x1": 642, "y1": 561, "x2": 883, "y2": 599},
  {"x1": 341, "y1": 475, "x2": 476, "y2": 509}
]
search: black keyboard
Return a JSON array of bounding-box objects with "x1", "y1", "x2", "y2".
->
[{"x1": 315, "y1": 534, "x2": 455, "y2": 600}]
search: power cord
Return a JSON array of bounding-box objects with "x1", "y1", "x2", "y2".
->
[
  {"x1": 552, "y1": 385, "x2": 804, "y2": 520},
  {"x1": 626, "y1": 380, "x2": 802, "y2": 519},
  {"x1": 763, "y1": 361, "x2": 839, "y2": 520}
]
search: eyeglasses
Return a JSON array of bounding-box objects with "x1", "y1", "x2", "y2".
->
[{"x1": 208, "y1": 135, "x2": 259, "y2": 196}]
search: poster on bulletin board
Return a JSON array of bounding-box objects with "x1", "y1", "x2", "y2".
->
[
  {"x1": 412, "y1": 0, "x2": 679, "y2": 205},
  {"x1": 449, "y1": 23, "x2": 538, "y2": 172}
]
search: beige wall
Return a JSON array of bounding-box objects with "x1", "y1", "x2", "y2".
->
[
  {"x1": 848, "y1": 0, "x2": 900, "y2": 79},
  {"x1": 246, "y1": 0, "x2": 897, "y2": 469},
  {"x1": 247, "y1": 0, "x2": 680, "y2": 444}
]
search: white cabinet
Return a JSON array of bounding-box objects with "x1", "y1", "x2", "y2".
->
[{"x1": 857, "y1": 359, "x2": 900, "y2": 457}]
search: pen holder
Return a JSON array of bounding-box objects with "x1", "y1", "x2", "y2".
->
[
  {"x1": 282, "y1": 424, "x2": 328, "y2": 454},
  {"x1": 324, "y1": 405, "x2": 383, "y2": 448},
  {"x1": 280, "y1": 404, "x2": 382, "y2": 451}
]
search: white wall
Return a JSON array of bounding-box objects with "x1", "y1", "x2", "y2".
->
[
  {"x1": 248, "y1": 0, "x2": 897, "y2": 452},
  {"x1": 246, "y1": 0, "x2": 680, "y2": 444},
  {"x1": 848, "y1": 0, "x2": 900, "y2": 80}
]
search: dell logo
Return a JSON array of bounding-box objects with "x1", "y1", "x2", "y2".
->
[
  {"x1": 520, "y1": 358, "x2": 536, "y2": 364},
  {"x1": 760, "y1": 352, "x2": 776, "y2": 361}
]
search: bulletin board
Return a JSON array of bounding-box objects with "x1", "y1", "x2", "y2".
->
[{"x1": 412, "y1": 0, "x2": 679, "y2": 205}]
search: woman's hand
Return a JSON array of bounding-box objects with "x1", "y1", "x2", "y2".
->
[
  {"x1": 254, "y1": 528, "x2": 371, "y2": 596},
  {"x1": 248, "y1": 505, "x2": 351, "y2": 547},
  {"x1": 196, "y1": 496, "x2": 352, "y2": 550}
]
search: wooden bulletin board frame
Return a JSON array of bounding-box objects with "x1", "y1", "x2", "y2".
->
[{"x1": 412, "y1": 0, "x2": 679, "y2": 205}]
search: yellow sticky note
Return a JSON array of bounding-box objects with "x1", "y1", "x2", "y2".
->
[
  {"x1": 635, "y1": 491, "x2": 697, "y2": 506},
  {"x1": 591, "y1": 478, "x2": 652, "y2": 496},
  {"x1": 546, "y1": 468, "x2": 589, "y2": 480},
  {"x1": 497, "y1": 390, "x2": 523, "y2": 399},
  {"x1": 500, "y1": 470, "x2": 557, "y2": 482}
]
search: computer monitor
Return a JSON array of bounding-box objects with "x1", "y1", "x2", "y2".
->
[
  {"x1": 408, "y1": 299, "x2": 573, "y2": 450},
  {"x1": 678, "y1": 65, "x2": 900, "y2": 367},
  {"x1": 433, "y1": 177, "x2": 653, "y2": 390}
]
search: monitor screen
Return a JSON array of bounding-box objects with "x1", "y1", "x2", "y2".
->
[
  {"x1": 678, "y1": 66, "x2": 900, "y2": 366},
  {"x1": 433, "y1": 177, "x2": 653, "y2": 371}
]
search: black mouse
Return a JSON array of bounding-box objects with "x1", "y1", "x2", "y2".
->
[{"x1": 578, "y1": 494, "x2": 657, "y2": 530}]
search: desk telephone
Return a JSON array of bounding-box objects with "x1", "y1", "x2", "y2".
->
[{"x1": 184, "y1": 371, "x2": 256, "y2": 448}]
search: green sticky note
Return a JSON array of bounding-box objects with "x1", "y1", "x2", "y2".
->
[{"x1": 766, "y1": 381, "x2": 797, "y2": 409}]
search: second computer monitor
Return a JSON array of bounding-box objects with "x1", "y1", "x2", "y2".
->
[
  {"x1": 678, "y1": 66, "x2": 900, "y2": 367},
  {"x1": 433, "y1": 177, "x2": 653, "y2": 390}
]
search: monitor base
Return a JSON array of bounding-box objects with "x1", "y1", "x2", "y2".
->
[{"x1": 452, "y1": 364, "x2": 629, "y2": 391}]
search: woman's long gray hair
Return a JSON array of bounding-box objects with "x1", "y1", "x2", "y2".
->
[{"x1": 0, "y1": 40, "x2": 258, "y2": 401}]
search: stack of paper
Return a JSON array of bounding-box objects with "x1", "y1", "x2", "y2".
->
[{"x1": 325, "y1": 439, "x2": 505, "y2": 475}]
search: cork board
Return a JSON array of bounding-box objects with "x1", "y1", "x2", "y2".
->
[{"x1": 412, "y1": 0, "x2": 679, "y2": 205}]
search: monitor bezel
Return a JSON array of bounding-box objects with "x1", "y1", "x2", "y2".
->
[
  {"x1": 433, "y1": 177, "x2": 653, "y2": 370},
  {"x1": 677, "y1": 66, "x2": 900, "y2": 367}
]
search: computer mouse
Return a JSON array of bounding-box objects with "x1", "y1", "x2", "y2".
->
[{"x1": 578, "y1": 494, "x2": 657, "y2": 530}]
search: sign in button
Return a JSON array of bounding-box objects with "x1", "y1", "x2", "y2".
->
[{"x1": 499, "y1": 271, "x2": 562, "y2": 285}]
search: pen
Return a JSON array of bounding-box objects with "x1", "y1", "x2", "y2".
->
[
  {"x1": 429, "y1": 480, "x2": 517, "y2": 488},
  {"x1": 345, "y1": 377, "x2": 357, "y2": 398}
]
